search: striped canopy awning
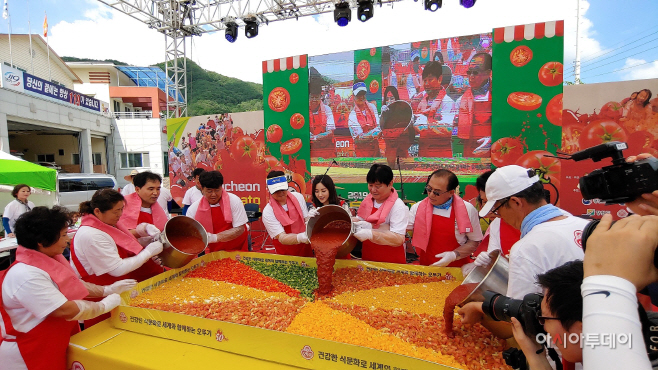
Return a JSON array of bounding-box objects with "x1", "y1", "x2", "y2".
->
[
  {"x1": 262, "y1": 55, "x2": 308, "y2": 73},
  {"x1": 494, "y1": 20, "x2": 564, "y2": 44}
]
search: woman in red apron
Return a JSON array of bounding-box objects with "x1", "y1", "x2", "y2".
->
[
  {"x1": 353, "y1": 164, "x2": 408, "y2": 264},
  {"x1": 69, "y1": 189, "x2": 164, "y2": 328},
  {"x1": 262, "y1": 171, "x2": 313, "y2": 257},
  {"x1": 308, "y1": 175, "x2": 352, "y2": 260},
  {"x1": 1, "y1": 206, "x2": 134, "y2": 370},
  {"x1": 187, "y1": 171, "x2": 249, "y2": 253}
]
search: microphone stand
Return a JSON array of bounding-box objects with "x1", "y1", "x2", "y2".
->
[{"x1": 397, "y1": 156, "x2": 406, "y2": 201}]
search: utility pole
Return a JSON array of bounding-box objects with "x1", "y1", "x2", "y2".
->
[{"x1": 574, "y1": 0, "x2": 581, "y2": 83}]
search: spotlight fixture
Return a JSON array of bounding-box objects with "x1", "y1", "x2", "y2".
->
[
  {"x1": 225, "y1": 22, "x2": 238, "y2": 43},
  {"x1": 357, "y1": 0, "x2": 374, "y2": 22},
  {"x1": 460, "y1": 0, "x2": 476, "y2": 8},
  {"x1": 334, "y1": 2, "x2": 351, "y2": 27},
  {"x1": 245, "y1": 19, "x2": 258, "y2": 38},
  {"x1": 424, "y1": 0, "x2": 442, "y2": 12}
]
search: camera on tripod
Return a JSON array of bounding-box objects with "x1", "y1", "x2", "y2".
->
[{"x1": 565, "y1": 141, "x2": 658, "y2": 204}]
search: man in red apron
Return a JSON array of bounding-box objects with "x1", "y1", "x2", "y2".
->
[
  {"x1": 117, "y1": 171, "x2": 168, "y2": 244},
  {"x1": 458, "y1": 52, "x2": 492, "y2": 157},
  {"x1": 408, "y1": 169, "x2": 483, "y2": 266},
  {"x1": 262, "y1": 171, "x2": 312, "y2": 257},
  {"x1": 1, "y1": 206, "x2": 131, "y2": 370},
  {"x1": 348, "y1": 82, "x2": 381, "y2": 157},
  {"x1": 353, "y1": 164, "x2": 409, "y2": 264},
  {"x1": 309, "y1": 79, "x2": 337, "y2": 158},
  {"x1": 185, "y1": 170, "x2": 249, "y2": 253},
  {"x1": 413, "y1": 61, "x2": 453, "y2": 158}
]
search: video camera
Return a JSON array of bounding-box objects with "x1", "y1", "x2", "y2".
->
[{"x1": 566, "y1": 141, "x2": 658, "y2": 204}]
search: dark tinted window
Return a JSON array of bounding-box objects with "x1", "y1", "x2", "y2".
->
[
  {"x1": 85, "y1": 178, "x2": 115, "y2": 191},
  {"x1": 59, "y1": 177, "x2": 114, "y2": 192}
]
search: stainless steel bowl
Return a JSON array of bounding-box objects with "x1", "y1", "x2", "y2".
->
[
  {"x1": 306, "y1": 205, "x2": 357, "y2": 258},
  {"x1": 458, "y1": 250, "x2": 510, "y2": 306},
  {"x1": 159, "y1": 216, "x2": 208, "y2": 268}
]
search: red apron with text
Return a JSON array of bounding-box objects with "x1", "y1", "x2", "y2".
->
[
  {"x1": 418, "y1": 207, "x2": 466, "y2": 267},
  {"x1": 0, "y1": 265, "x2": 80, "y2": 370},
  {"x1": 361, "y1": 207, "x2": 406, "y2": 264},
  {"x1": 207, "y1": 206, "x2": 248, "y2": 253},
  {"x1": 70, "y1": 238, "x2": 162, "y2": 328},
  {"x1": 273, "y1": 223, "x2": 314, "y2": 258}
]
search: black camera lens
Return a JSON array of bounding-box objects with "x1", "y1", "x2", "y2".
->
[
  {"x1": 582, "y1": 219, "x2": 658, "y2": 269},
  {"x1": 483, "y1": 290, "x2": 545, "y2": 339}
]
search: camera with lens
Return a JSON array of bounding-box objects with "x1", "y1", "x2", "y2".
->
[
  {"x1": 482, "y1": 290, "x2": 544, "y2": 339},
  {"x1": 568, "y1": 141, "x2": 658, "y2": 204}
]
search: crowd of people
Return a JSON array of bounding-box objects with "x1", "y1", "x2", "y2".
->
[{"x1": 2, "y1": 151, "x2": 658, "y2": 369}]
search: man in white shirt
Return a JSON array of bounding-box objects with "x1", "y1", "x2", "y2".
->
[
  {"x1": 182, "y1": 168, "x2": 205, "y2": 215},
  {"x1": 348, "y1": 82, "x2": 381, "y2": 157},
  {"x1": 459, "y1": 165, "x2": 587, "y2": 338}
]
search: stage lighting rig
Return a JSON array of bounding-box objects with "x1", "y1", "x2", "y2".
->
[
  {"x1": 460, "y1": 0, "x2": 476, "y2": 8},
  {"x1": 424, "y1": 0, "x2": 442, "y2": 11},
  {"x1": 245, "y1": 19, "x2": 259, "y2": 38},
  {"x1": 334, "y1": 2, "x2": 351, "y2": 27},
  {"x1": 357, "y1": 0, "x2": 374, "y2": 22},
  {"x1": 225, "y1": 22, "x2": 238, "y2": 42}
]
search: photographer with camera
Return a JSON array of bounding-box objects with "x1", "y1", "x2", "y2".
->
[
  {"x1": 580, "y1": 214, "x2": 658, "y2": 370},
  {"x1": 459, "y1": 165, "x2": 587, "y2": 338}
]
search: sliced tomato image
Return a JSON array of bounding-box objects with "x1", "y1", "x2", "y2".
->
[
  {"x1": 369, "y1": 80, "x2": 380, "y2": 94},
  {"x1": 268, "y1": 87, "x2": 291, "y2": 113},
  {"x1": 579, "y1": 120, "x2": 628, "y2": 150},
  {"x1": 290, "y1": 113, "x2": 305, "y2": 130},
  {"x1": 266, "y1": 124, "x2": 283, "y2": 143},
  {"x1": 289, "y1": 73, "x2": 299, "y2": 84},
  {"x1": 508, "y1": 92, "x2": 542, "y2": 111},
  {"x1": 280, "y1": 138, "x2": 302, "y2": 155},
  {"x1": 356, "y1": 60, "x2": 371, "y2": 80},
  {"x1": 599, "y1": 101, "x2": 623, "y2": 121},
  {"x1": 491, "y1": 137, "x2": 524, "y2": 167},
  {"x1": 510, "y1": 45, "x2": 533, "y2": 67},
  {"x1": 538, "y1": 62, "x2": 563, "y2": 87},
  {"x1": 545, "y1": 94, "x2": 563, "y2": 126},
  {"x1": 231, "y1": 136, "x2": 258, "y2": 159}
]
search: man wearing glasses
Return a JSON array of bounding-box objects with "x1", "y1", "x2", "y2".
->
[
  {"x1": 407, "y1": 169, "x2": 483, "y2": 266},
  {"x1": 186, "y1": 170, "x2": 249, "y2": 253},
  {"x1": 458, "y1": 52, "x2": 492, "y2": 157},
  {"x1": 459, "y1": 165, "x2": 586, "y2": 338},
  {"x1": 353, "y1": 164, "x2": 410, "y2": 264}
]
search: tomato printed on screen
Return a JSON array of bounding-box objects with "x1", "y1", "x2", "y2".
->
[
  {"x1": 538, "y1": 62, "x2": 563, "y2": 87},
  {"x1": 579, "y1": 120, "x2": 627, "y2": 150},
  {"x1": 280, "y1": 138, "x2": 302, "y2": 155},
  {"x1": 510, "y1": 45, "x2": 533, "y2": 67},
  {"x1": 545, "y1": 94, "x2": 563, "y2": 126},
  {"x1": 290, "y1": 113, "x2": 305, "y2": 130},
  {"x1": 268, "y1": 87, "x2": 291, "y2": 113},
  {"x1": 356, "y1": 60, "x2": 370, "y2": 80},
  {"x1": 267, "y1": 124, "x2": 283, "y2": 143},
  {"x1": 491, "y1": 137, "x2": 524, "y2": 167},
  {"x1": 508, "y1": 92, "x2": 542, "y2": 111}
]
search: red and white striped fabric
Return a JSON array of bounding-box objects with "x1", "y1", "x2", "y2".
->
[
  {"x1": 262, "y1": 55, "x2": 308, "y2": 73},
  {"x1": 493, "y1": 20, "x2": 564, "y2": 44}
]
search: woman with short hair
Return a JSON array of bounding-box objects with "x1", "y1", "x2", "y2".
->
[{"x1": 2, "y1": 184, "x2": 34, "y2": 238}]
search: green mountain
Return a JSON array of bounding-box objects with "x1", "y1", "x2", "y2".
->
[{"x1": 62, "y1": 57, "x2": 263, "y2": 116}]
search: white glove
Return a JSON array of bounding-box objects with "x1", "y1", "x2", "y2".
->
[
  {"x1": 143, "y1": 241, "x2": 164, "y2": 257},
  {"x1": 354, "y1": 221, "x2": 373, "y2": 231},
  {"x1": 473, "y1": 251, "x2": 493, "y2": 267},
  {"x1": 70, "y1": 294, "x2": 122, "y2": 321},
  {"x1": 308, "y1": 208, "x2": 320, "y2": 219},
  {"x1": 297, "y1": 233, "x2": 310, "y2": 244},
  {"x1": 137, "y1": 236, "x2": 153, "y2": 247},
  {"x1": 136, "y1": 223, "x2": 160, "y2": 238},
  {"x1": 103, "y1": 279, "x2": 137, "y2": 296},
  {"x1": 431, "y1": 251, "x2": 457, "y2": 267},
  {"x1": 354, "y1": 229, "x2": 373, "y2": 242},
  {"x1": 207, "y1": 232, "x2": 219, "y2": 244}
]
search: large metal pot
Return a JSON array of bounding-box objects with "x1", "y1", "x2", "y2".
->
[
  {"x1": 158, "y1": 216, "x2": 208, "y2": 269},
  {"x1": 458, "y1": 250, "x2": 510, "y2": 306},
  {"x1": 306, "y1": 205, "x2": 357, "y2": 259}
]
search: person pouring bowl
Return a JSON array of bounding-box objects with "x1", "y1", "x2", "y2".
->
[{"x1": 1, "y1": 206, "x2": 135, "y2": 370}]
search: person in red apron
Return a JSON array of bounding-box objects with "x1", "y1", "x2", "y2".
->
[
  {"x1": 185, "y1": 171, "x2": 249, "y2": 253},
  {"x1": 408, "y1": 169, "x2": 483, "y2": 266},
  {"x1": 1, "y1": 206, "x2": 134, "y2": 370},
  {"x1": 309, "y1": 78, "x2": 337, "y2": 154},
  {"x1": 348, "y1": 82, "x2": 381, "y2": 157},
  {"x1": 117, "y1": 171, "x2": 168, "y2": 245},
  {"x1": 458, "y1": 52, "x2": 492, "y2": 157},
  {"x1": 353, "y1": 164, "x2": 409, "y2": 264},
  {"x1": 262, "y1": 171, "x2": 313, "y2": 257},
  {"x1": 307, "y1": 175, "x2": 352, "y2": 260},
  {"x1": 70, "y1": 189, "x2": 164, "y2": 328}
]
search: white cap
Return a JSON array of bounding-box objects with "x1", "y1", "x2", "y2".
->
[
  {"x1": 266, "y1": 175, "x2": 288, "y2": 194},
  {"x1": 479, "y1": 165, "x2": 539, "y2": 217}
]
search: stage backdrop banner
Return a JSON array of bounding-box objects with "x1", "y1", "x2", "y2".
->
[
  {"x1": 262, "y1": 55, "x2": 312, "y2": 202},
  {"x1": 167, "y1": 111, "x2": 267, "y2": 210},
  {"x1": 491, "y1": 20, "x2": 564, "y2": 205},
  {"x1": 306, "y1": 34, "x2": 493, "y2": 202},
  {"x1": 560, "y1": 78, "x2": 658, "y2": 219}
]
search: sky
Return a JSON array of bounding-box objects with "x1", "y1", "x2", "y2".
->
[{"x1": 1, "y1": 0, "x2": 657, "y2": 85}]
